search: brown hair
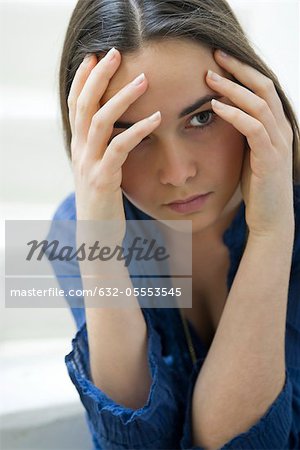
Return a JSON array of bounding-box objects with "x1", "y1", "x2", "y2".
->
[{"x1": 59, "y1": 0, "x2": 300, "y2": 184}]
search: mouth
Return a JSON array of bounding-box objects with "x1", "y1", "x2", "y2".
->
[
  {"x1": 165, "y1": 192, "x2": 212, "y2": 214},
  {"x1": 166, "y1": 192, "x2": 211, "y2": 205}
]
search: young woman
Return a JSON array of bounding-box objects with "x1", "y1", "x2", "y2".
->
[{"x1": 48, "y1": 0, "x2": 300, "y2": 448}]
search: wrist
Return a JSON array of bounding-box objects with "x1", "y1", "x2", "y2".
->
[
  {"x1": 247, "y1": 226, "x2": 295, "y2": 249},
  {"x1": 247, "y1": 212, "x2": 295, "y2": 241}
]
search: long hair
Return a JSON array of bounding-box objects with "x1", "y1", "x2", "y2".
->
[{"x1": 59, "y1": 0, "x2": 300, "y2": 184}]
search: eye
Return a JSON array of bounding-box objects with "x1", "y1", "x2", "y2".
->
[
  {"x1": 187, "y1": 109, "x2": 217, "y2": 131},
  {"x1": 109, "y1": 109, "x2": 218, "y2": 147},
  {"x1": 129, "y1": 110, "x2": 217, "y2": 145}
]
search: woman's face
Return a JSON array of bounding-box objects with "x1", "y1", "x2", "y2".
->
[{"x1": 101, "y1": 39, "x2": 246, "y2": 237}]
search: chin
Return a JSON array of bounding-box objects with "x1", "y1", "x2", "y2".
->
[{"x1": 157, "y1": 210, "x2": 214, "y2": 236}]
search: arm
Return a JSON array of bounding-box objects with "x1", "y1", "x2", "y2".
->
[
  {"x1": 81, "y1": 262, "x2": 153, "y2": 410},
  {"x1": 46, "y1": 202, "x2": 153, "y2": 409},
  {"x1": 64, "y1": 46, "x2": 163, "y2": 412},
  {"x1": 189, "y1": 48, "x2": 297, "y2": 450},
  {"x1": 191, "y1": 229, "x2": 294, "y2": 449},
  {"x1": 46, "y1": 206, "x2": 183, "y2": 450}
]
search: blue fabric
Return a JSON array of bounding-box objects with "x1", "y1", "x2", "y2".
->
[{"x1": 46, "y1": 186, "x2": 300, "y2": 449}]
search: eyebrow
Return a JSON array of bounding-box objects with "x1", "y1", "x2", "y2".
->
[{"x1": 113, "y1": 94, "x2": 222, "y2": 129}]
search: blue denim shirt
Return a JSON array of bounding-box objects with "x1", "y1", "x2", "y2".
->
[{"x1": 47, "y1": 184, "x2": 300, "y2": 449}]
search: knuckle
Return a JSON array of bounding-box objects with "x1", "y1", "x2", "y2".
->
[
  {"x1": 89, "y1": 173, "x2": 102, "y2": 190},
  {"x1": 230, "y1": 81, "x2": 240, "y2": 94},
  {"x1": 231, "y1": 108, "x2": 240, "y2": 121},
  {"x1": 76, "y1": 97, "x2": 89, "y2": 113},
  {"x1": 91, "y1": 114, "x2": 106, "y2": 132},
  {"x1": 250, "y1": 121, "x2": 264, "y2": 135},
  {"x1": 110, "y1": 135, "x2": 125, "y2": 152},
  {"x1": 261, "y1": 77, "x2": 274, "y2": 92},
  {"x1": 256, "y1": 99, "x2": 269, "y2": 115}
]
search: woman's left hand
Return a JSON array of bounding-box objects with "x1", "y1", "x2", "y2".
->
[{"x1": 206, "y1": 49, "x2": 295, "y2": 238}]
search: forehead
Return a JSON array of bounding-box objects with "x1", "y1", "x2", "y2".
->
[{"x1": 100, "y1": 39, "x2": 226, "y2": 121}]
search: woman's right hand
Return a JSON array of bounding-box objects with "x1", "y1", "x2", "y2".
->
[{"x1": 67, "y1": 47, "x2": 161, "y2": 242}]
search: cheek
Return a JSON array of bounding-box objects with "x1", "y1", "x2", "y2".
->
[
  {"x1": 121, "y1": 123, "x2": 246, "y2": 192},
  {"x1": 213, "y1": 124, "x2": 246, "y2": 175},
  {"x1": 120, "y1": 156, "x2": 148, "y2": 197}
]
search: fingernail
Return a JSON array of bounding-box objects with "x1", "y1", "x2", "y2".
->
[
  {"x1": 132, "y1": 73, "x2": 145, "y2": 86},
  {"x1": 83, "y1": 54, "x2": 92, "y2": 65},
  {"x1": 211, "y1": 99, "x2": 226, "y2": 109},
  {"x1": 207, "y1": 70, "x2": 222, "y2": 82},
  {"x1": 106, "y1": 47, "x2": 117, "y2": 62},
  {"x1": 148, "y1": 111, "x2": 161, "y2": 122},
  {"x1": 218, "y1": 50, "x2": 229, "y2": 58}
]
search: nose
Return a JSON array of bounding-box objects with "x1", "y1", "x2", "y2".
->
[{"x1": 158, "y1": 143, "x2": 198, "y2": 186}]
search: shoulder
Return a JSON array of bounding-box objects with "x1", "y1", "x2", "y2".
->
[
  {"x1": 293, "y1": 183, "x2": 300, "y2": 215},
  {"x1": 52, "y1": 192, "x2": 76, "y2": 221},
  {"x1": 50, "y1": 192, "x2": 149, "y2": 221},
  {"x1": 292, "y1": 183, "x2": 300, "y2": 268},
  {"x1": 46, "y1": 192, "x2": 77, "y2": 246}
]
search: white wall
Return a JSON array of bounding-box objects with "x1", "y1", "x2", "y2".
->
[
  {"x1": 0, "y1": 0, "x2": 76, "y2": 208},
  {"x1": 228, "y1": 0, "x2": 299, "y2": 115}
]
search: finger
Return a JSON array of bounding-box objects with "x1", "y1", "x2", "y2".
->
[
  {"x1": 85, "y1": 73, "x2": 148, "y2": 160},
  {"x1": 75, "y1": 48, "x2": 121, "y2": 142},
  {"x1": 206, "y1": 70, "x2": 282, "y2": 147},
  {"x1": 213, "y1": 50, "x2": 293, "y2": 141},
  {"x1": 96, "y1": 111, "x2": 161, "y2": 183},
  {"x1": 67, "y1": 54, "x2": 97, "y2": 137},
  {"x1": 211, "y1": 99, "x2": 274, "y2": 170}
]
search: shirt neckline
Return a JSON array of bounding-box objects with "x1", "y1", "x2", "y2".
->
[{"x1": 123, "y1": 194, "x2": 248, "y2": 359}]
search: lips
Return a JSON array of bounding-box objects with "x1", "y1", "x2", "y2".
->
[{"x1": 167, "y1": 193, "x2": 210, "y2": 205}]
